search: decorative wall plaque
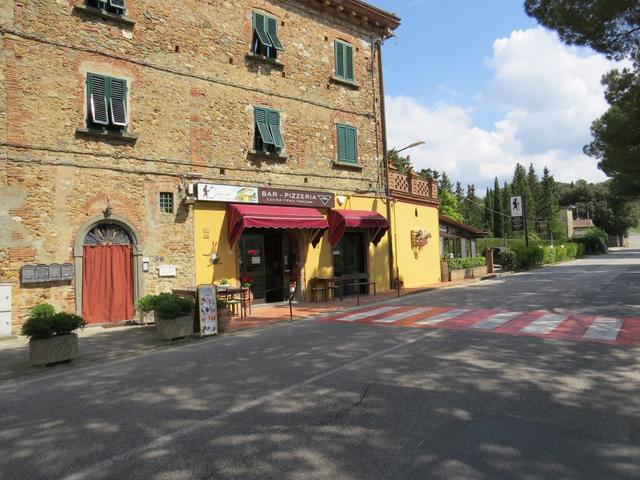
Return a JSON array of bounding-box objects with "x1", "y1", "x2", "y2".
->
[{"x1": 20, "y1": 263, "x2": 74, "y2": 284}]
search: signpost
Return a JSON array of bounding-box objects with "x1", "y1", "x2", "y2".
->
[{"x1": 510, "y1": 195, "x2": 529, "y2": 247}]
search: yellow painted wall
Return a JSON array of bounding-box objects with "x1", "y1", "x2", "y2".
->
[
  {"x1": 391, "y1": 200, "x2": 441, "y2": 288},
  {"x1": 194, "y1": 195, "x2": 392, "y2": 298},
  {"x1": 194, "y1": 202, "x2": 239, "y2": 286}
]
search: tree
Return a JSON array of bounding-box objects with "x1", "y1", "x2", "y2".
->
[
  {"x1": 483, "y1": 187, "x2": 494, "y2": 234},
  {"x1": 492, "y1": 178, "x2": 504, "y2": 238},
  {"x1": 454, "y1": 182, "x2": 465, "y2": 204},
  {"x1": 502, "y1": 181, "x2": 513, "y2": 236},
  {"x1": 525, "y1": 1, "x2": 640, "y2": 198},
  {"x1": 539, "y1": 167, "x2": 565, "y2": 241},
  {"x1": 527, "y1": 163, "x2": 541, "y2": 220},
  {"x1": 439, "y1": 189, "x2": 464, "y2": 222},
  {"x1": 387, "y1": 149, "x2": 411, "y2": 173},
  {"x1": 440, "y1": 172, "x2": 452, "y2": 193},
  {"x1": 524, "y1": 1, "x2": 640, "y2": 62},
  {"x1": 512, "y1": 163, "x2": 534, "y2": 228},
  {"x1": 462, "y1": 184, "x2": 484, "y2": 229},
  {"x1": 417, "y1": 168, "x2": 440, "y2": 181},
  {"x1": 584, "y1": 69, "x2": 640, "y2": 197}
]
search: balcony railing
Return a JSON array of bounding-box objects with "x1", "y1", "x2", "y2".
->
[{"x1": 389, "y1": 169, "x2": 438, "y2": 200}]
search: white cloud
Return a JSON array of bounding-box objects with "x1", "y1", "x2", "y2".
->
[{"x1": 385, "y1": 27, "x2": 624, "y2": 190}]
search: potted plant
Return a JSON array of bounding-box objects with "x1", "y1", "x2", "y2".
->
[
  {"x1": 21, "y1": 304, "x2": 86, "y2": 366},
  {"x1": 135, "y1": 294, "x2": 156, "y2": 324},
  {"x1": 240, "y1": 276, "x2": 254, "y2": 306},
  {"x1": 217, "y1": 298, "x2": 233, "y2": 333},
  {"x1": 154, "y1": 293, "x2": 195, "y2": 341}
]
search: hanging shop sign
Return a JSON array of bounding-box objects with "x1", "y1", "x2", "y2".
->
[{"x1": 197, "y1": 183, "x2": 334, "y2": 208}]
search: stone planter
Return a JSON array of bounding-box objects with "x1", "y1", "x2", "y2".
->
[
  {"x1": 218, "y1": 308, "x2": 233, "y2": 333},
  {"x1": 137, "y1": 310, "x2": 155, "y2": 325},
  {"x1": 156, "y1": 313, "x2": 194, "y2": 341},
  {"x1": 29, "y1": 333, "x2": 78, "y2": 366},
  {"x1": 472, "y1": 265, "x2": 488, "y2": 277}
]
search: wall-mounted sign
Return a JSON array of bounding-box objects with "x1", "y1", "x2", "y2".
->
[
  {"x1": 21, "y1": 263, "x2": 74, "y2": 284},
  {"x1": 158, "y1": 264, "x2": 177, "y2": 277},
  {"x1": 197, "y1": 183, "x2": 334, "y2": 208},
  {"x1": 197, "y1": 285, "x2": 218, "y2": 336}
]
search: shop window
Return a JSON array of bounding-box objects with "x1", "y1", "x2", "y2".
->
[
  {"x1": 86, "y1": 73, "x2": 128, "y2": 130},
  {"x1": 336, "y1": 124, "x2": 358, "y2": 164},
  {"x1": 88, "y1": 0, "x2": 126, "y2": 16},
  {"x1": 254, "y1": 106, "x2": 284, "y2": 154},
  {"x1": 159, "y1": 192, "x2": 174, "y2": 214},
  {"x1": 334, "y1": 40, "x2": 355, "y2": 82},
  {"x1": 443, "y1": 238, "x2": 463, "y2": 259},
  {"x1": 251, "y1": 11, "x2": 283, "y2": 59}
]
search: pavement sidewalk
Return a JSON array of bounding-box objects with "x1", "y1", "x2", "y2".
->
[{"x1": 0, "y1": 277, "x2": 488, "y2": 383}]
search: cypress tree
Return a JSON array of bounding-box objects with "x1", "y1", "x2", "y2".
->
[
  {"x1": 493, "y1": 178, "x2": 504, "y2": 237},
  {"x1": 484, "y1": 187, "x2": 494, "y2": 234}
]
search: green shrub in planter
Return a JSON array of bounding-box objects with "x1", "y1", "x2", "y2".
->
[
  {"x1": 30, "y1": 303, "x2": 55, "y2": 319},
  {"x1": 154, "y1": 294, "x2": 194, "y2": 320},
  {"x1": 447, "y1": 256, "x2": 487, "y2": 271},
  {"x1": 135, "y1": 295, "x2": 156, "y2": 313},
  {"x1": 22, "y1": 312, "x2": 85, "y2": 340}
]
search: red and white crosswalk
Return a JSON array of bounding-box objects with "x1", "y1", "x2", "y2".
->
[{"x1": 322, "y1": 306, "x2": 640, "y2": 346}]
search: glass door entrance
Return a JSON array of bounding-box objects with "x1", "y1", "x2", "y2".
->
[
  {"x1": 238, "y1": 230, "x2": 287, "y2": 303},
  {"x1": 332, "y1": 231, "x2": 366, "y2": 295}
]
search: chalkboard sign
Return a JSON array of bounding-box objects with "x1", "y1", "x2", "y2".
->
[
  {"x1": 61, "y1": 263, "x2": 74, "y2": 280},
  {"x1": 48, "y1": 264, "x2": 62, "y2": 281},
  {"x1": 21, "y1": 265, "x2": 36, "y2": 284}
]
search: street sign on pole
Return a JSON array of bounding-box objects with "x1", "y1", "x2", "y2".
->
[{"x1": 511, "y1": 196, "x2": 524, "y2": 231}]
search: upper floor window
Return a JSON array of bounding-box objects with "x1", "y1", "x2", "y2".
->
[
  {"x1": 336, "y1": 124, "x2": 358, "y2": 164},
  {"x1": 254, "y1": 106, "x2": 284, "y2": 154},
  {"x1": 87, "y1": 73, "x2": 128, "y2": 130},
  {"x1": 88, "y1": 0, "x2": 126, "y2": 16},
  {"x1": 252, "y1": 11, "x2": 283, "y2": 59},
  {"x1": 334, "y1": 40, "x2": 355, "y2": 82}
]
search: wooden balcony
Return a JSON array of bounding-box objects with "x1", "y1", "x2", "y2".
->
[{"x1": 389, "y1": 168, "x2": 440, "y2": 206}]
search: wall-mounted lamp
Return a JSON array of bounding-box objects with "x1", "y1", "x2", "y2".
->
[
  {"x1": 336, "y1": 195, "x2": 347, "y2": 206},
  {"x1": 142, "y1": 257, "x2": 150, "y2": 272}
]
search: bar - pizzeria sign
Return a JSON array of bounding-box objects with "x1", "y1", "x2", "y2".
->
[{"x1": 196, "y1": 183, "x2": 334, "y2": 208}]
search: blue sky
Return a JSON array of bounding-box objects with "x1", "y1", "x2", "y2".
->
[{"x1": 370, "y1": 1, "x2": 621, "y2": 190}]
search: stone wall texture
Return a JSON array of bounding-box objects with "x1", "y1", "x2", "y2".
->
[{"x1": 0, "y1": 0, "x2": 390, "y2": 333}]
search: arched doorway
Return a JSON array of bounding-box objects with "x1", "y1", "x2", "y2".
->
[{"x1": 80, "y1": 222, "x2": 135, "y2": 324}]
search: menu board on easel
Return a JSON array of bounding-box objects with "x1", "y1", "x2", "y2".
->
[{"x1": 197, "y1": 285, "x2": 218, "y2": 336}]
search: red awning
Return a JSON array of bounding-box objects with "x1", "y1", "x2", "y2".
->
[
  {"x1": 328, "y1": 209, "x2": 389, "y2": 246},
  {"x1": 227, "y1": 204, "x2": 328, "y2": 247}
]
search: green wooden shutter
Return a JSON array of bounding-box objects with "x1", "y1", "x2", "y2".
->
[
  {"x1": 109, "y1": 77, "x2": 128, "y2": 127},
  {"x1": 335, "y1": 41, "x2": 345, "y2": 78},
  {"x1": 253, "y1": 12, "x2": 273, "y2": 47},
  {"x1": 344, "y1": 44, "x2": 354, "y2": 81},
  {"x1": 255, "y1": 107, "x2": 274, "y2": 145},
  {"x1": 266, "y1": 17, "x2": 283, "y2": 51},
  {"x1": 88, "y1": 73, "x2": 109, "y2": 126},
  {"x1": 346, "y1": 126, "x2": 357, "y2": 163},
  {"x1": 267, "y1": 110, "x2": 284, "y2": 149},
  {"x1": 336, "y1": 124, "x2": 348, "y2": 162}
]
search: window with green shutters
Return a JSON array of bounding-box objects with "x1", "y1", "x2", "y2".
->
[
  {"x1": 87, "y1": 73, "x2": 128, "y2": 130},
  {"x1": 252, "y1": 11, "x2": 283, "y2": 59},
  {"x1": 88, "y1": 0, "x2": 126, "y2": 16},
  {"x1": 334, "y1": 40, "x2": 355, "y2": 82},
  {"x1": 336, "y1": 124, "x2": 358, "y2": 164},
  {"x1": 254, "y1": 106, "x2": 284, "y2": 154}
]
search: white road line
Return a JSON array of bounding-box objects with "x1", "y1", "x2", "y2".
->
[
  {"x1": 471, "y1": 311, "x2": 522, "y2": 330},
  {"x1": 337, "y1": 306, "x2": 398, "y2": 322},
  {"x1": 520, "y1": 313, "x2": 567, "y2": 334},
  {"x1": 582, "y1": 317, "x2": 623, "y2": 341},
  {"x1": 415, "y1": 309, "x2": 470, "y2": 326},
  {"x1": 373, "y1": 307, "x2": 433, "y2": 324}
]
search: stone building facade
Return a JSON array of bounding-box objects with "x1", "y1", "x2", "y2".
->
[{"x1": 0, "y1": 0, "x2": 399, "y2": 333}]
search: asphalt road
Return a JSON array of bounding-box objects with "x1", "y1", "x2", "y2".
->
[{"x1": 1, "y1": 249, "x2": 639, "y2": 480}]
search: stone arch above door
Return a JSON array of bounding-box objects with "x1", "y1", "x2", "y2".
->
[{"x1": 73, "y1": 214, "x2": 143, "y2": 316}]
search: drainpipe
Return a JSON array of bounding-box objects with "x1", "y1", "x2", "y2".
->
[{"x1": 376, "y1": 36, "x2": 396, "y2": 291}]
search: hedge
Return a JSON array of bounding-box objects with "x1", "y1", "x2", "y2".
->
[
  {"x1": 447, "y1": 256, "x2": 487, "y2": 271},
  {"x1": 513, "y1": 242, "x2": 583, "y2": 270}
]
